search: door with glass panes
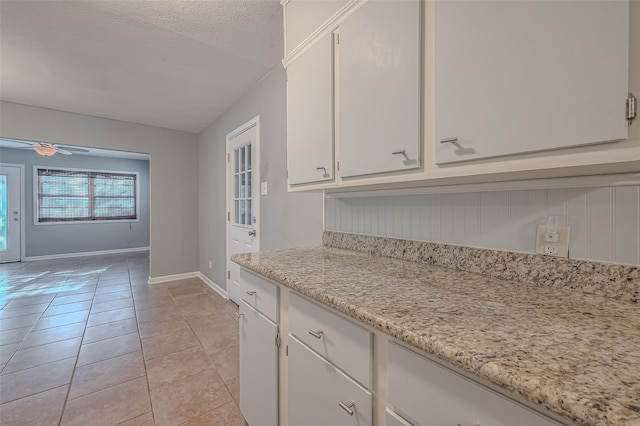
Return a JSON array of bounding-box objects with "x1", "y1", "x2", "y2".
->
[
  {"x1": 226, "y1": 118, "x2": 260, "y2": 304},
  {"x1": 0, "y1": 165, "x2": 21, "y2": 263}
]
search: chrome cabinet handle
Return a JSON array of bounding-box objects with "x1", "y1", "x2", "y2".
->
[
  {"x1": 440, "y1": 137, "x2": 458, "y2": 144},
  {"x1": 236, "y1": 312, "x2": 244, "y2": 318},
  {"x1": 316, "y1": 166, "x2": 327, "y2": 173},
  {"x1": 308, "y1": 329, "x2": 323, "y2": 339},
  {"x1": 246, "y1": 291, "x2": 256, "y2": 296},
  {"x1": 248, "y1": 229, "x2": 256, "y2": 237},
  {"x1": 391, "y1": 150, "x2": 406, "y2": 155},
  {"x1": 338, "y1": 401, "x2": 355, "y2": 416}
]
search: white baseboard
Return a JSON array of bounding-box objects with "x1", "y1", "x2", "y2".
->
[
  {"x1": 147, "y1": 271, "x2": 228, "y2": 300},
  {"x1": 24, "y1": 247, "x2": 150, "y2": 262},
  {"x1": 197, "y1": 272, "x2": 228, "y2": 299},
  {"x1": 148, "y1": 271, "x2": 200, "y2": 285}
]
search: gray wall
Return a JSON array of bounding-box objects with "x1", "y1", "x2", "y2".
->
[
  {"x1": 0, "y1": 101, "x2": 199, "y2": 278},
  {"x1": 198, "y1": 66, "x2": 323, "y2": 288},
  {"x1": 0, "y1": 147, "x2": 150, "y2": 257}
]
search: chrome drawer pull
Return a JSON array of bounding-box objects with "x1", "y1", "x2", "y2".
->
[
  {"x1": 236, "y1": 312, "x2": 244, "y2": 318},
  {"x1": 246, "y1": 291, "x2": 256, "y2": 296},
  {"x1": 308, "y1": 329, "x2": 323, "y2": 339},
  {"x1": 338, "y1": 401, "x2": 355, "y2": 416},
  {"x1": 440, "y1": 137, "x2": 458, "y2": 144}
]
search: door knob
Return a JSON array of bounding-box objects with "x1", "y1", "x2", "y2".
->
[
  {"x1": 248, "y1": 229, "x2": 256, "y2": 237},
  {"x1": 12, "y1": 211, "x2": 18, "y2": 214}
]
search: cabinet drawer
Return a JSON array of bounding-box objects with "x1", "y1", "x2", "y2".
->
[
  {"x1": 239, "y1": 269, "x2": 278, "y2": 323},
  {"x1": 289, "y1": 292, "x2": 372, "y2": 388},
  {"x1": 288, "y1": 337, "x2": 372, "y2": 426},
  {"x1": 388, "y1": 342, "x2": 562, "y2": 426}
]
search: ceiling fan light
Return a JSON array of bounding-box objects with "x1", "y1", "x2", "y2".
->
[{"x1": 34, "y1": 145, "x2": 57, "y2": 156}]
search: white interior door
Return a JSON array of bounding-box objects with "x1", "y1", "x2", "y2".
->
[
  {"x1": 227, "y1": 117, "x2": 260, "y2": 305},
  {"x1": 0, "y1": 165, "x2": 22, "y2": 263}
]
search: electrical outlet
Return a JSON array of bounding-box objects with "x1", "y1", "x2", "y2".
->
[{"x1": 535, "y1": 224, "x2": 570, "y2": 258}]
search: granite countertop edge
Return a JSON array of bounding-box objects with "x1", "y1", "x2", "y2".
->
[{"x1": 231, "y1": 248, "x2": 640, "y2": 426}]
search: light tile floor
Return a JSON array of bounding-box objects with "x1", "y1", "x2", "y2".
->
[{"x1": 0, "y1": 253, "x2": 246, "y2": 426}]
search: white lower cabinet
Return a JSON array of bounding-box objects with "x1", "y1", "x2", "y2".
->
[
  {"x1": 237, "y1": 266, "x2": 569, "y2": 426},
  {"x1": 387, "y1": 342, "x2": 561, "y2": 426},
  {"x1": 239, "y1": 301, "x2": 278, "y2": 426},
  {"x1": 288, "y1": 337, "x2": 372, "y2": 426}
]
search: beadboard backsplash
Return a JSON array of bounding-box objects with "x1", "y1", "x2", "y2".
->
[{"x1": 325, "y1": 184, "x2": 640, "y2": 266}]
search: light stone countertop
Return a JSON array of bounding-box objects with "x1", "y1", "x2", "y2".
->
[{"x1": 232, "y1": 247, "x2": 640, "y2": 426}]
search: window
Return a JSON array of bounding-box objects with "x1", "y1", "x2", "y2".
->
[{"x1": 36, "y1": 168, "x2": 138, "y2": 223}]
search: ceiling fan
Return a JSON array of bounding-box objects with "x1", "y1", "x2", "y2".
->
[{"x1": 0, "y1": 138, "x2": 90, "y2": 157}]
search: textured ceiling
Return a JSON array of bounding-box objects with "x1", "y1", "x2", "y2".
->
[{"x1": 0, "y1": 0, "x2": 283, "y2": 133}]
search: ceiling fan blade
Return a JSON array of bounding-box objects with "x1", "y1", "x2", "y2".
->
[
  {"x1": 58, "y1": 146, "x2": 90, "y2": 153},
  {"x1": 56, "y1": 148, "x2": 74, "y2": 155},
  {"x1": 0, "y1": 137, "x2": 39, "y2": 146}
]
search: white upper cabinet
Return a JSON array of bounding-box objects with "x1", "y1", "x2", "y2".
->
[
  {"x1": 338, "y1": 0, "x2": 421, "y2": 178},
  {"x1": 435, "y1": 0, "x2": 630, "y2": 164},
  {"x1": 287, "y1": 32, "x2": 335, "y2": 186},
  {"x1": 284, "y1": 0, "x2": 350, "y2": 55}
]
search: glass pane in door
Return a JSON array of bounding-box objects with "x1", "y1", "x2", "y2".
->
[{"x1": 232, "y1": 142, "x2": 253, "y2": 229}]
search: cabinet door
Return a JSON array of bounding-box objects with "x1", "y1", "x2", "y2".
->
[
  {"x1": 287, "y1": 33, "x2": 335, "y2": 186},
  {"x1": 435, "y1": 0, "x2": 629, "y2": 164},
  {"x1": 239, "y1": 301, "x2": 278, "y2": 426},
  {"x1": 288, "y1": 337, "x2": 372, "y2": 426},
  {"x1": 338, "y1": 0, "x2": 421, "y2": 178}
]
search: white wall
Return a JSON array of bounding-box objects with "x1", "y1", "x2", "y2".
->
[
  {"x1": 198, "y1": 66, "x2": 323, "y2": 289},
  {"x1": 0, "y1": 147, "x2": 150, "y2": 257},
  {"x1": 326, "y1": 182, "x2": 640, "y2": 266},
  {"x1": 0, "y1": 101, "x2": 199, "y2": 278}
]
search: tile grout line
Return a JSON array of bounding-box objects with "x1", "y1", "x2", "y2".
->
[
  {"x1": 56, "y1": 275, "x2": 96, "y2": 426},
  {"x1": 130, "y1": 264, "x2": 156, "y2": 426}
]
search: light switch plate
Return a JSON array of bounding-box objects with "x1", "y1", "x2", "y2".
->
[
  {"x1": 260, "y1": 181, "x2": 268, "y2": 196},
  {"x1": 535, "y1": 224, "x2": 570, "y2": 258}
]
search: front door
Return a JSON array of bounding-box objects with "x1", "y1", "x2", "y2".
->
[
  {"x1": 0, "y1": 165, "x2": 22, "y2": 263},
  {"x1": 227, "y1": 117, "x2": 260, "y2": 305}
]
